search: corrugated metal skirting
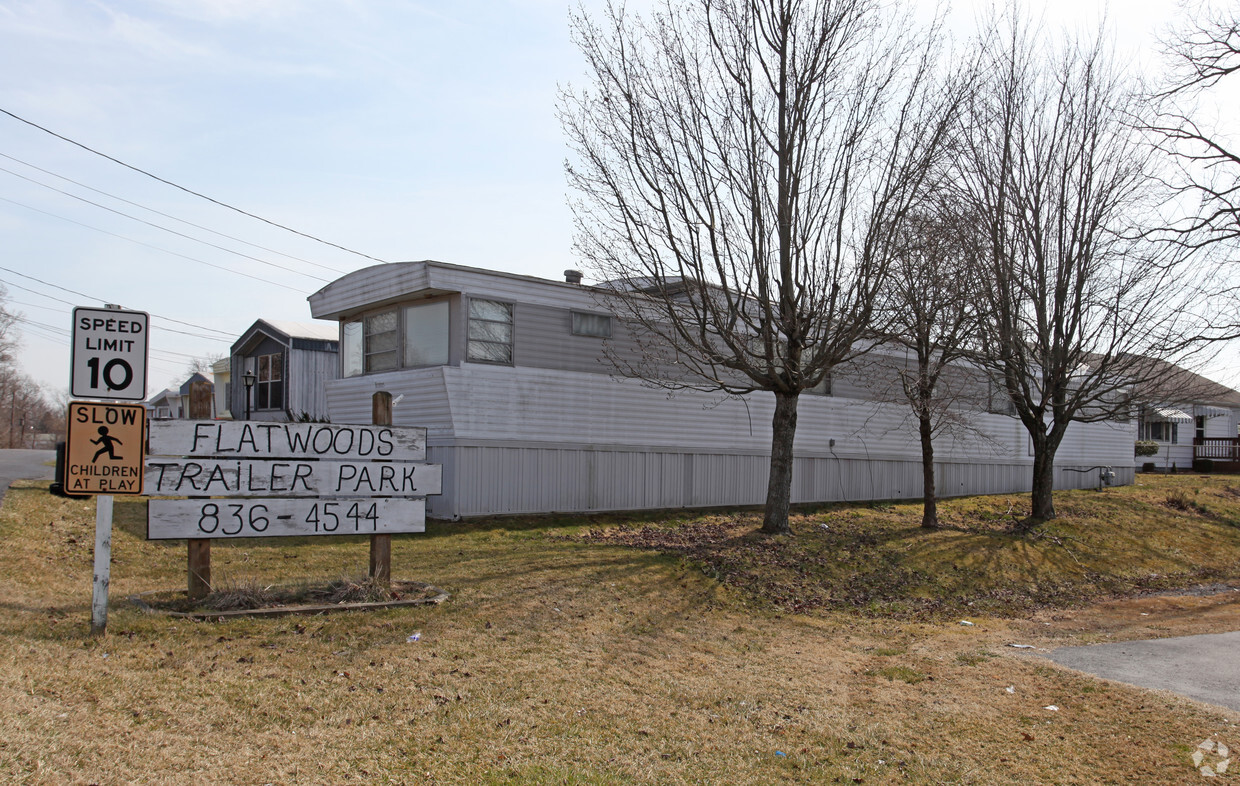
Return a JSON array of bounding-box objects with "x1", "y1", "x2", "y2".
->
[{"x1": 427, "y1": 444, "x2": 1135, "y2": 518}]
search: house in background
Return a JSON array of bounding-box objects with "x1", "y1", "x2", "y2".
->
[
  {"x1": 229, "y1": 319, "x2": 338, "y2": 422},
  {"x1": 1134, "y1": 361, "x2": 1240, "y2": 471},
  {"x1": 212, "y1": 356, "x2": 232, "y2": 420},
  {"x1": 145, "y1": 372, "x2": 213, "y2": 420},
  {"x1": 145, "y1": 387, "x2": 179, "y2": 420},
  {"x1": 308, "y1": 260, "x2": 1139, "y2": 520}
]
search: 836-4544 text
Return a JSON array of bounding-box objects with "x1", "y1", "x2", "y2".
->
[{"x1": 146, "y1": 497, "x2": 426, "y2": 540}]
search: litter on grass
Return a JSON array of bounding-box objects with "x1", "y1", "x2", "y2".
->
[{"x1": 407, "y1": 632, "x2": 422, "y2": 643}]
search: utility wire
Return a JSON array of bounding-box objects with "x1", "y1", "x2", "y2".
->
[
  {"x1": 0, "y1": 266, "x2": 237, "y2": 338},
  {"x1": 0, "y1": 195, "x2": 311, "y2": 293},
  {"x1": 13, "y1": 322, "x2": 186, "y2": 378},
  {"x1": 0, "y1": 107, "x2": 388, "y2": 265},
  {"x1": 4, "y1": 294, "x2": 230, "y2": 342},
  {"x1": 7, "y1": 298, "x2": 63, "y2": 313},
  {"x1": 0, "y1": 164, "x2": 331, "y2": 282},
  {"x1": 14, "y1": 315, "x2": 203, "y2": 362},
  {"x1": 0, "y1": 151, "x2": 350, "y2": 275}
]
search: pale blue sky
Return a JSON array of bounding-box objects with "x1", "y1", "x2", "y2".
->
[{"x1": 0, "y1": 0, "x2": 1217, "y2": 394}]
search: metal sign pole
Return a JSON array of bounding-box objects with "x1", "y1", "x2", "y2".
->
[{"x1": 90, "y1": 494, "x2": 114, "y2": 636}]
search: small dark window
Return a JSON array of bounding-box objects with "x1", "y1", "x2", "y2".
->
[
  {"x1": 1143, "y1": 420, "x2": 1178, "y2": 444},
  {"x1": 806, "y1": 370, "x2": 832, "y2": 396},
  {"x1": 364, "y1": 310, "x2": 399, "y2": 372},
  {"x1": 571, "y1": 312, "x2": 611, "y2": 338},
  {"x1": 255, "y1": 353, "x2": 284, "y2": 410},
  {"x1": 467, "y1": 299, "x2": 513, "y2": 363}
]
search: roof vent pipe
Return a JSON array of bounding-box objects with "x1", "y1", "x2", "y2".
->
[{"x1": 564, "y1": 269, "x2": 583, "y2": 285}]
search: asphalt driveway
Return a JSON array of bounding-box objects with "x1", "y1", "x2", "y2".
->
[
  {"x1": 0, "y1": 448, "x2": 55, "y2": 499},
  {"x1": 1049, "y1": 630, "x2": 1240, "y2": 713}
]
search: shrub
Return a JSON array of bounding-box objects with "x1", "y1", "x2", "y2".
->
[
  {"x1": 1135, "y1": 440, "x2": 1159, "y2": 457},
  {"x1": 1164, "y1": 489, "x2": 1193, "y2": 511}
]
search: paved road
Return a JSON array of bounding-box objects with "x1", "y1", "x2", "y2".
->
[
  {"x1": 0, "y1": 448, "x2": 56, "y2": 499},
  {"x1": 1049, "y1": 631, "x2": 1240, "y2": 713}
]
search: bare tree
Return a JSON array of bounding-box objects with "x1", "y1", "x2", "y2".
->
[
  {"x1": 958, "y1": 18, "x2": 1199, "y2": 526},
  {"x1": 185, "y1": 353, "x2": 224, "y2": 377},
  {"x1": 42, "y1": 387, "x2": 71, "y2": 443},
  {"x1": 879, "y1": 206, "x2": 986, "y2": 528},
  {"x1": 1160, "y1": 2, "x2": 1240, "y2": 95},
  {"x1": 0, "y1": 367, "x2": 49, "y2": 448},
  {"x1": 0, "y1": 285, "x2": 20, "y2": 367},
  {"x1": 561, "y1": 0, "x2": 964, "y2": 534},
  {"x1": 1149, "y1": 3, "x2": 1240, "y2": 337}
]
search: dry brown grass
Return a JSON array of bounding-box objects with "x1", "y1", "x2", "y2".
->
[
  {"x1": 0, "y1": 476, "x2": 1236, "y2": 784},
  {"x1": 137, "y1": 577, "x2": 440, "y2": 613},
  {"x1": 579, "y1": 474, "x2": 1240, "y2": 619}
]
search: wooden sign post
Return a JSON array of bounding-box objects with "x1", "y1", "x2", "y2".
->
[
  {"x1": 144, "y1": 406, "x2": 440, "y2": 599},
  {"x1": 371, "y1": 391, "x2": 392, "y2": 586}
]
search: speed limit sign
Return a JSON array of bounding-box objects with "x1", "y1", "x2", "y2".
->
[{"x1": 71, "y1": 306, "x2": 149, "y2": 401}]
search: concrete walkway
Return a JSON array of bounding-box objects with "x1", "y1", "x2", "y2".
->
[{"x1": 1049, "y1": 631, "x2": 1240, "y2": 713}]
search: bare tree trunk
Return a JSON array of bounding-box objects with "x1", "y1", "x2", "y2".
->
[
  {"x1": 1029, "y1": 439, "x2": 1056, "y2": 524},
  {"x1": 918, "y1": 413, "x2": 938, "y2": 528},
  {"x1": 762, "y1": 391, "x2": 799, "y2": 535}
]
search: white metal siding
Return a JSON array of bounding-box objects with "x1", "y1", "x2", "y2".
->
[
  {"x1": 325, "y1": 368, "x2": 456, "y2": 438},
  {"x1": 310, "y1": 261, "x2": 608, "y2": 321},
  {"x1": 435, "y1": 445, "x2": 1134, "y2": 518},
  {"x1": 428, "y1": 364, "x2": 1131, "y2": 466},
  {"x1": 324, "y1": 364, "x2": 1137, "y2": 518},
  {"x1": 512, "y1": 302, "x2": 629, "y2": 375},
  {"x1": 288, "y1": 348, "x2": 337, "y2": 421}
]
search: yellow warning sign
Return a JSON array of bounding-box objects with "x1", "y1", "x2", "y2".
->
[{"x1": 66, "y1": 402, "x2": 146, "y2": 495}]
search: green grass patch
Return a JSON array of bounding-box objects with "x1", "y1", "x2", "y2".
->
[
  {"x1": 872, "y1": 665, "x2": 929, "y2": 684},
  {"x1": 954, "y1": 650, "x2": 996, "y2": 666}
]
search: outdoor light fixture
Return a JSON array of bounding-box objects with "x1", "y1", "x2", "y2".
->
[{"x1": 242, "y1": 370, "x2": 256, "y2": 420}]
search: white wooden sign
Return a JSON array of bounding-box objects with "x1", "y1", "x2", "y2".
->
[
  {"x1": 148, "y1": 497, "x2": 425, "y2": 540},
  {"x1": 148, "y1": 421, "x2": 426, "y2": 461},
  {"x1": 145, "y1": 458, "x2": 442, "y2": 497},
  {"x1": 71, "y1": 307, "x2": 149, "y2": 401},
  {"x1": 146, "y1": 417, "x2": 438, "y2": 542}
]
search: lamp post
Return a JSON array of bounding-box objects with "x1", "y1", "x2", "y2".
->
[{"x1": 242, "y1": 370, "x2": 256, "y2": 420}]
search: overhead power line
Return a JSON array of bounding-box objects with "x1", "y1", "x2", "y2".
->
[
  {"x1": 0, "y1": 195, "x2": 311, "y2": 293},
  {"x1": 0, "y1": 151, "x2": 350, "y2": 275},
  {"x1": 0, "y1": 265, "x2": 237, "y2": 338},
  {"x1": 0, "y1": 164, "x2": 332, "y2": 283},
  {"x1": 3, "y1": 291, "x2": 230, "y2": 342},
  {"x1": 0, "y1": 107, "x2": 388, "y2": 265},
  {"x1": 12, "y1": 318, "x2": 188, "y2": 380},
  {"x1": 14, "y1": 314, "x2": 202, "y2": 363}
]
